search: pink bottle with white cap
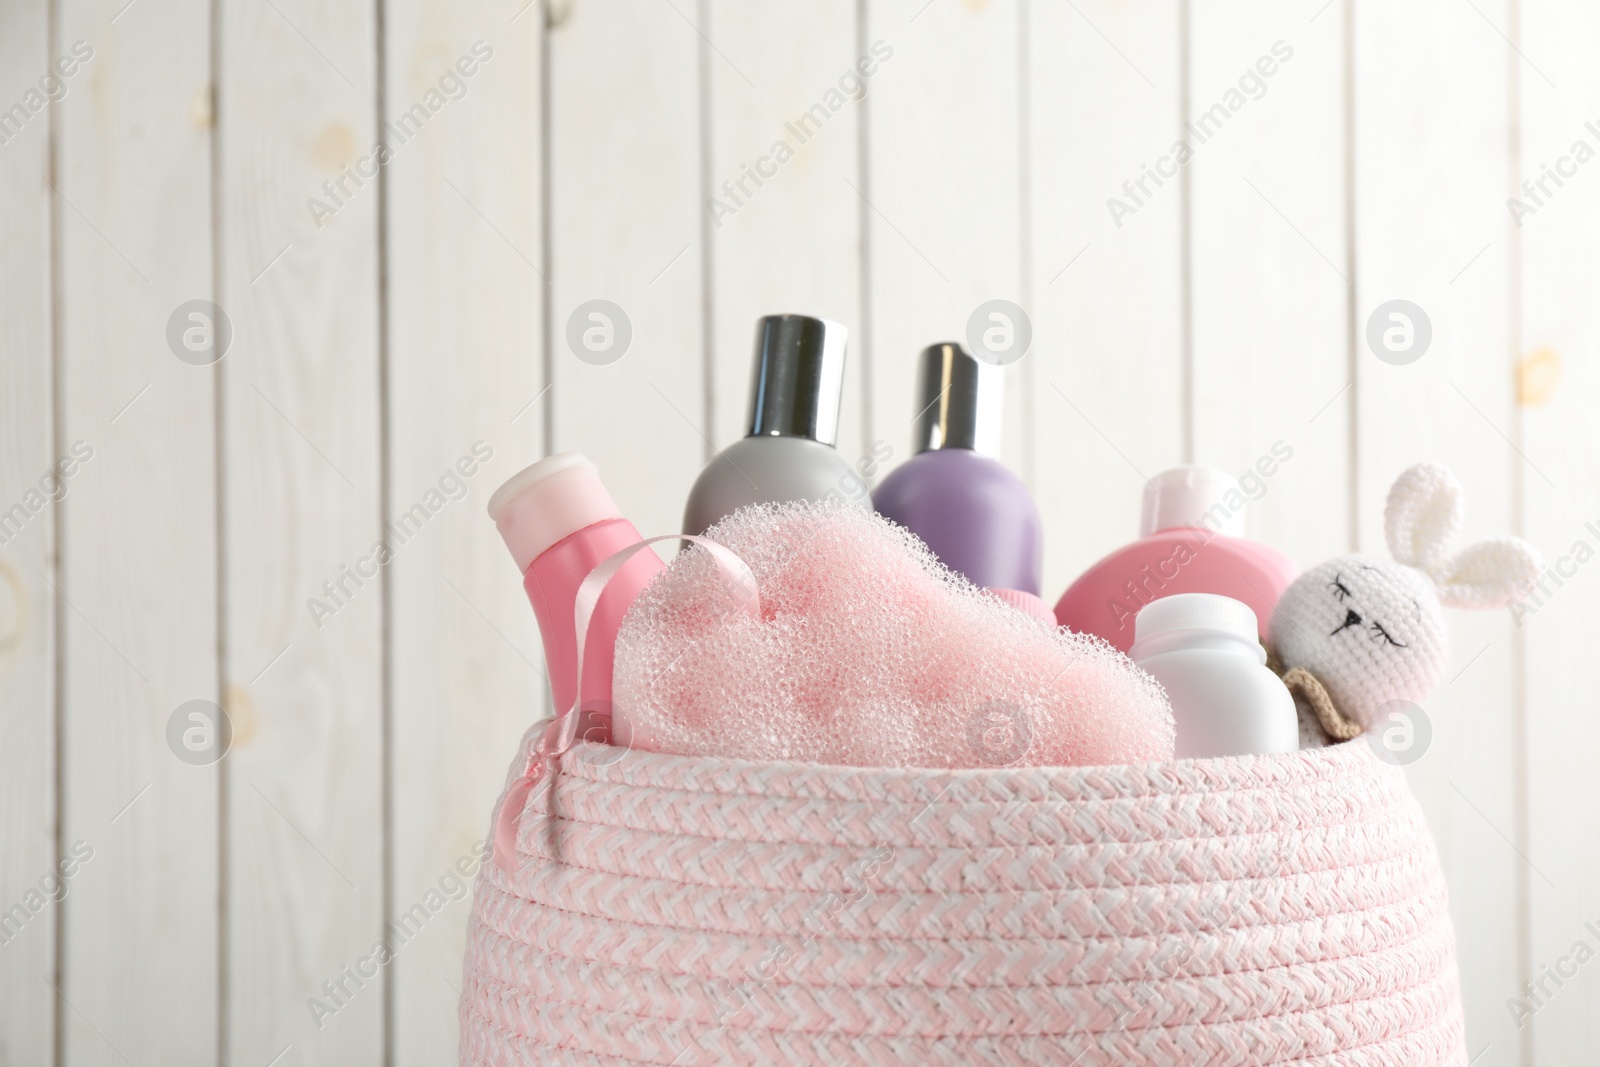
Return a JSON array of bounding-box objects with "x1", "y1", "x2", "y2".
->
[
  {"x1": 488, "y1": 453, "x2": 664, "y2": 718},
  {"x1": 1053, "y1": 466, "x2": 1299, "y2": 653}
]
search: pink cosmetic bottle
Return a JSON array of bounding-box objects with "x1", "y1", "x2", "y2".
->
[
  {"x1": 488, "y1": 453, "x2": 664, "y2": 720},
  {"x1": 1053, "y1": 466, "x2": 1298, "y2": 653}
]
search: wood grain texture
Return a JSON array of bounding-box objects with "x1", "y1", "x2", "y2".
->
[
  {"x1": 863, "y1": 0, "x2": 1021, "y2": 485},
  {"x1": 1352, "y1": 1, "x2": 1524, "y2": 1061},
  {"x1": 383, "y1": 2, "x2": 545, "y2": 1063},
  {"x1": 1518, "y1": 0, "x2": 1600, "y2": 1059},
  {"x1": 1189, "y1": 0, "x2": 1351, "y2": 568},
  {"x1": 1028, "y1": 0, "x2": 1185, "y2": 597},
  {"x1": 705, "y1": 0, "x2": 865, "y2": 471},
  {"x1": 0, "y1": 1, "x2": 57, "y2": 1061},
  {"x1": 55, "y1": 0, "x2": 219, "y2": 1063},
  {"x1": 546, "y1": 0, "x2": 705, "y2": 539},
  {"x1": 219, "y1": 0, "x2": 383, "y2": 1062}
]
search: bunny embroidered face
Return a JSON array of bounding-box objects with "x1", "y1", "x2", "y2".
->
[
  {"x1": 1270, "y1": 462, "x2": 1540, "y2": 738},
  {"x1": 1272, "y1": 555, "x2": 1446, "y2": 728}
]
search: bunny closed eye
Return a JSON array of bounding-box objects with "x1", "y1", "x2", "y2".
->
[{"x1": 1369, "y1": 620, "x2": 1405, "y2": 648}]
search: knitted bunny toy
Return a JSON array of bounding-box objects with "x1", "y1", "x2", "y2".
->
[{"x1": 1269, "y1": 463, "x2": 1540, "y2": 745}]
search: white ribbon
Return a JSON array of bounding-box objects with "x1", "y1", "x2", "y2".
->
[{"x1": 493, "y1": 534, "x2": 759, "y2": 872}]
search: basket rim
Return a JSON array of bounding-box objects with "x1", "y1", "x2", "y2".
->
[{"x1": 545, "y1": 733, "x2": 1392, "y2": 804}]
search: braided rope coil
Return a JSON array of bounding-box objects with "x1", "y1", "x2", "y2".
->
[{"x1": 460, "y1": 739, "x2": 1465, "y2": 1066}]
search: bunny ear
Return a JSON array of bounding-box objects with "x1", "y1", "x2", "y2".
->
[
  {"x1": 1384, "y1": 463, "x2": 1464, "y2": 572},
  {"x1": 1434, "y1": 537, "x2": 1543, "y2": 609}
]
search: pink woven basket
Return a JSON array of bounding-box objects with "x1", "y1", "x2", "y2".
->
[{"x1": 459, "y1": 730, "x2": 1466, "y2": 1066}]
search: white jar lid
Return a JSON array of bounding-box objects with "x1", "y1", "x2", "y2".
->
[
  {"x1": 1133, "y1": 592, "x2": 1259, "y2": 646},
  {"x1": 1140, "y1": 466, "x2": 1246, "y2": 538}
]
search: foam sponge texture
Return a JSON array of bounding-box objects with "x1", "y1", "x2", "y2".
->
[{"x1": 614, "y1": 501, "x2": 1173, "y2": 769}]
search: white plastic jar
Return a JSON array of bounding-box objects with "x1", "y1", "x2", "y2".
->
[{"x1": 1130, "y1": 592, "x2": 1298, "y2": 759}]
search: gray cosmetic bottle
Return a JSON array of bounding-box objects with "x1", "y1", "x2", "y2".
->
[{"x1": 683, "y1": 313, "x2": 855, "y2": 535}]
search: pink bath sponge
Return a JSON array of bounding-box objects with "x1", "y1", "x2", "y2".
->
[{"x1": 613, "y1": 501, "x2": 1173, "y2": 769}]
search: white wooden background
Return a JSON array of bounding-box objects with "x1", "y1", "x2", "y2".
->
[{"x1": 0, "y1": 0, "x2": 1595, "y2": 1063}]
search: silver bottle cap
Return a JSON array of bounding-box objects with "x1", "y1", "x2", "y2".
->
[
  {"x1": 745, "y1": 314, "x2": 847, "y2": 446},
  {"x1": 912, "y1": 343, "x2": 1002, "y2": 457}
]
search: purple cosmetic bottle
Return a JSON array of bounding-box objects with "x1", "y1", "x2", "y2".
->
[{"x1": 872, "y1": 343, "x2": 1050, "y2": 622}]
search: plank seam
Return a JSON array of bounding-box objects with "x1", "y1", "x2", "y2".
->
[
  {"x1": 1017, "y1": 0, "x2": 1034, "y2": 492},
  {"x1": 540, "y1": 0, "x2": 555, "y2": 465},
  {"x1": 1178, "y1": 0, "x2": 1194, "y2": 465},
  {"x1": 1341, "y1": 0, "x2": 1359, "y2": 553},
  {"x1": 47, "y1": 0, "x2": 65, "y2": 1061},
  {"x1": 375, "y1": 0, "x2": 395, "y2": 1061},
  {"x1": 854, "y1": 0, "x2": 874, "y2": 455},
  {"x1": 1505, "y1": 0, "x2": 1531, "y2": 1061},
  {"x1": 209, "y1": 0, "x2": 229, "y2": 1059}
]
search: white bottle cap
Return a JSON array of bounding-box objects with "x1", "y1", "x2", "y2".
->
[
  {"x1": 1140, "y1": 466, "x2": 1245, "y2": 538},
  {"x1": 487, "y1": 452, "x2": 622, "y2": 572},
  {"x1": 1133, "y1": 592, "x2": 1260, "y2": 649}
]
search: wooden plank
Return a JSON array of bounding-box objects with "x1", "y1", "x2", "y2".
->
[
  {"x1": 219, "y1": 0, "x2": 383, "y2": 1062},
  {"x1": 384, "y1": 3, "x2": 544, "y2": 1064},
  {"x1": 863, "y1": 0, "x2": 1022, "y2": 498},
  {"x1": 547, "y1": 0, "x2": 704, "y2": 539},
  {"x1": 0, "y1": 0, "x2": 58, "y2": 1060},
  {"x1": 1028, "y1": 0, "x2": 1185, "y2": 596},
  {"x1": 1517, "y1": 0, "x2": 1600, "y2": 1059},
  {"x1": 55, "y1": 0, "x2": 219, "y2": 1062},
  {"x1": 1351, "y1": 1, "x2": 1524, "y2": 1060},
  {"x1": 706, "y1": 0, "x2": 864, "y2": 471},
  {"x1": 1189, "y1": 0, "x2": 1350, "y2": 569}
]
